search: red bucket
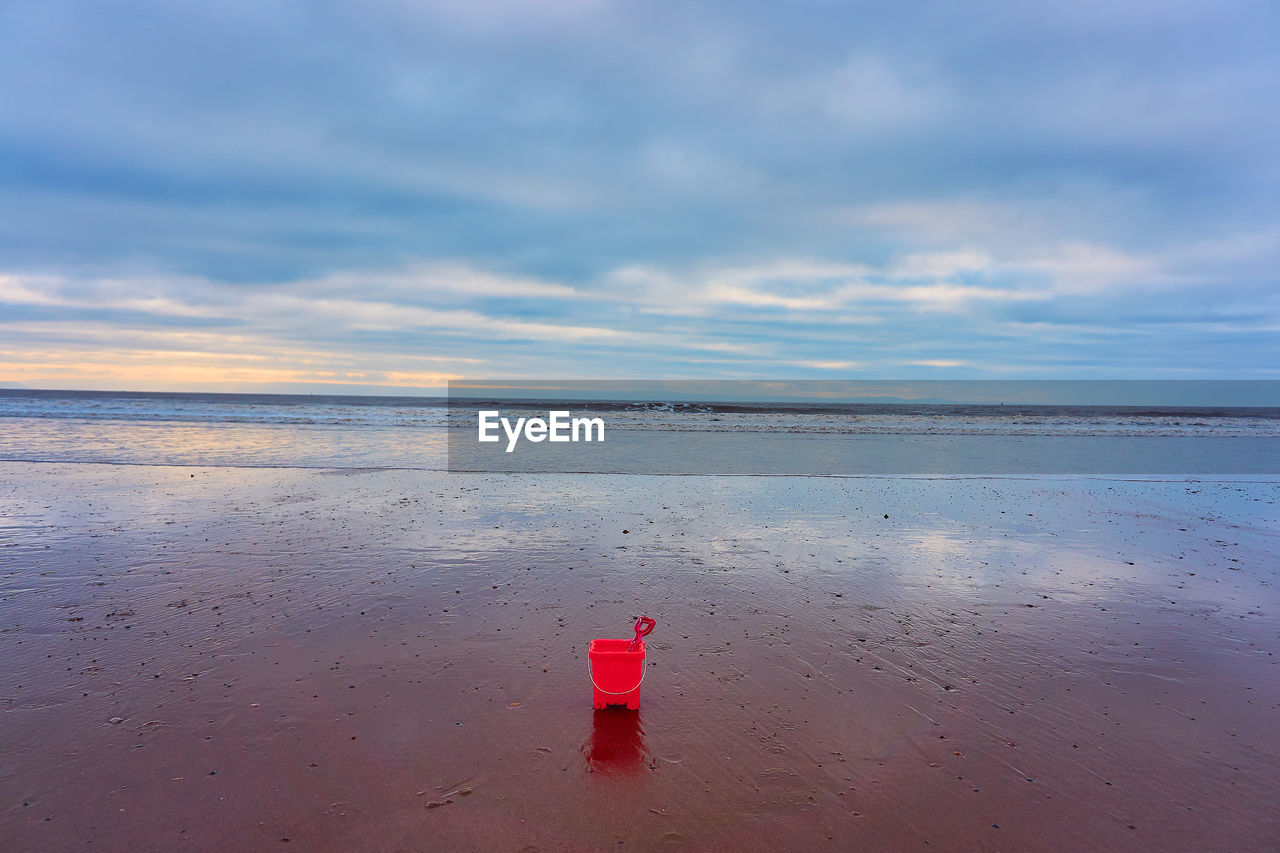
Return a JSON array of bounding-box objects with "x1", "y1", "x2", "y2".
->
[{"x1": 588, "y1": 638, "x2": 647, "y2": 710}]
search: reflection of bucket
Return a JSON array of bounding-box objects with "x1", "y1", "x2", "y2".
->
[
  {"x1": 588, "y1": 638, "x2": 646, "y2": 710},
  {"x1": 582, "y1": 708, "x2": 649, "y2": 775}
]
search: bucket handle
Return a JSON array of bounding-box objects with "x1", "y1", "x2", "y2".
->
[{"x1": 588, "y1": 655, "x2": 647, "y2": 695}]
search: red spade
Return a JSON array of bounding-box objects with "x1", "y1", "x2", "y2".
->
[{"x1": 627, "y1": 616, "x2": 655, "y2": 652}]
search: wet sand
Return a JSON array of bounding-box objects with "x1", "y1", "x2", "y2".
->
[{"x1": 1, "y1": 462, "x2": 1277, "y2": 851}]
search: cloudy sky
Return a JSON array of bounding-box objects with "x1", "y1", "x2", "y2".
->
[{"x1": 1, "y1": 0, "x2": 1277, "y2": 392}]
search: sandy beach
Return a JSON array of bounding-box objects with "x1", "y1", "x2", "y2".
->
[
  {"x1": 1, "y1": 461, "x2": 1276, "y2": 851},
  {"x1": 5, "y1": 0, "x2": 1280, "y2": 845}
]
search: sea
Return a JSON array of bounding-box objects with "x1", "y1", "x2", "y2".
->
[{"x1": 2, "y1": 389, "x2": 1279, "y2": 475}]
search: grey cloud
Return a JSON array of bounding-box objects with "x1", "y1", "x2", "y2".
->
[{"x1": 0, "y1": 0, "x2": 1277, "y2": 383}]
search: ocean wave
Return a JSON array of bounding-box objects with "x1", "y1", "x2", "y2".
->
[{"x1": 2, "y1": 390, "x2": 1278, "y2": 437}]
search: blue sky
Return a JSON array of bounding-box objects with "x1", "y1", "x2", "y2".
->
[{"x1": 1, "y1": 0, "x2": 1277, "y2": 391}]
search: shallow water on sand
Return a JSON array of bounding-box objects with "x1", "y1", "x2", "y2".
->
[{"x1": 1, "y1": 464, "x2": 1277, "y2": 850}]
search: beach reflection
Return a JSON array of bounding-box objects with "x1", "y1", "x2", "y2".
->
[
  {"x1": 0, "y1": 417, "x2": 448, "y2": 469},
  {"x1": 581, "y1": 709, "x2": 650, "y2": 777}
]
